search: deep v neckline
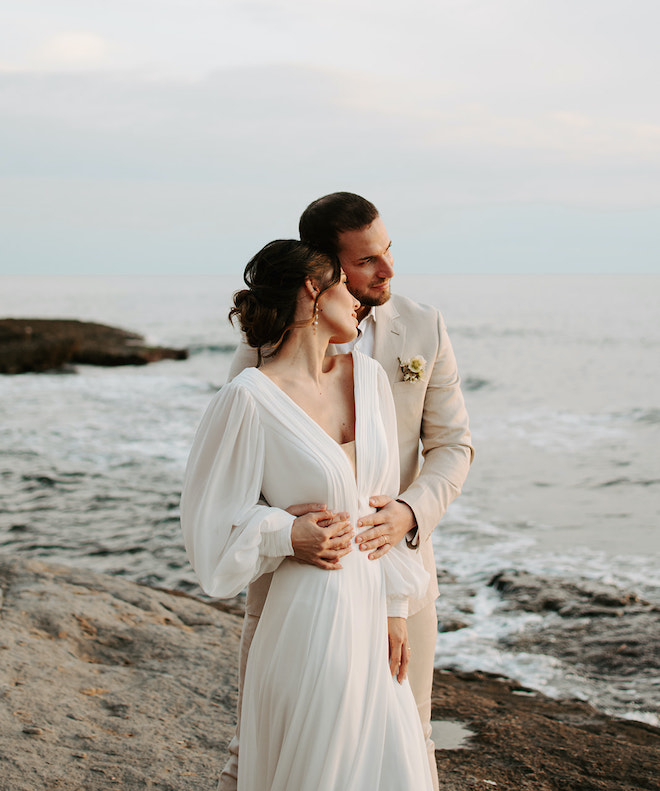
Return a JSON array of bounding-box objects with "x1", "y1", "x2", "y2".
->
[{"x1": 251, "y1": 351, "x2": 358, "y2": 453}]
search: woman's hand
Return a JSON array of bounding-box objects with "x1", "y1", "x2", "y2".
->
[{"x1": 388, "y1": 616, "x2": 410, "y2": 683}]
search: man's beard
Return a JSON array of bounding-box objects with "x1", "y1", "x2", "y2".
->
[{"x1": 349, "y1": 283, "x2": 391, "y2": 308}]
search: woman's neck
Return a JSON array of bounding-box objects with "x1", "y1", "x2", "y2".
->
[{"x1": 261, "y1": 327, "x2": 334, "y2": 388}]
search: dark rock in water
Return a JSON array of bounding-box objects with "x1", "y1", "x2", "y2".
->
[
  {"x1": 511, "y1": 610, "x2": 660, "y2": 677},
  {"x1": 0, "y1": 318, "x2": 188, "y2": 374},
  {"x1": 439, "y1": 618, "x2": 469, "y2": 633},
  {"x1": 489, "y1": 569, "x2": 649, "y2": 618},
  {"x1": 0, "y1": 322, "x2": 78, "y2": 373},
  {"x1": 489, "y1": 569, "x2": 660, "y2": 706}
]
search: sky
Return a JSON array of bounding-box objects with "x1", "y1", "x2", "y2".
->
[{"x1": 1, "y1": 0, "x2": 659, "y2": 275}]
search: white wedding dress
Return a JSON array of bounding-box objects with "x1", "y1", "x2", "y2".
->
[{"x1": 181, "y1": 351, "x2": 433, "y2": 790}]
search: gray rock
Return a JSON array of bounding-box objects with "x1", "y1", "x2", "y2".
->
[
  {"x1": 0, "y1": 554, "x2": 241, "y2": 790},
  {"x1": 489, "y1": 568, "x2": 651, "y2": 617},
  {"x1": 489, "y1": 569, "x2": 660, "y2": 697}
]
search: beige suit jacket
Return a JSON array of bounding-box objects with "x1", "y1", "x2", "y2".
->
[{"x1": 228, "y1": 293, "x2": 474, "y2": 618}]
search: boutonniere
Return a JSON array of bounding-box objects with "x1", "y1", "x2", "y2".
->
[{"x1": 398, "y1": 355, "x2": 427, "y2": 382}]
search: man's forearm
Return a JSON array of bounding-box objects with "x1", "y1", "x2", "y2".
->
[{"x1": 397, "y1": 441, "x2": 473, "y2": 545}]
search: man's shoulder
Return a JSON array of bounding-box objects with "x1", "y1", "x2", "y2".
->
[
  {"x1": 227, "y1": 339, "x2": 260, "y2": 383},
  {"x1": 386, "y1": 293, "x2": 442, "y2": 325}
]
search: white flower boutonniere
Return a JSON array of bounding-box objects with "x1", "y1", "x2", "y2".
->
[{"x1": 398, "y1": 355, "x2": 427, "y2": 382}]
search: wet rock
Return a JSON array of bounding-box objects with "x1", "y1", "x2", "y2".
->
[
  {"x1": 489, "y1": 569, "x2": 660, "y2": 705},
  {"x1": 436, "y1": 568, "x2": 458, "y2": 584},
  {"x1": 0, "y1": 319, "x2": 188, "y2": 374},
  {"x1": 509, "y1": 610, "x2": 660, "y2": 677},
  {"x1": 489, "y1": 569, "x2": 650, "y2": 617},
  {"x1": 439, "y1": 618, "x2": 469, "y2": 633},
  {"x1": 432, "y1": 669, "x2": 660, "y2": 791}
]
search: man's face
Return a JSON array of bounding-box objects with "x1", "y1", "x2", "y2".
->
[{"x1": 336, "y1": 216, "x2": 394, "y2": 309}]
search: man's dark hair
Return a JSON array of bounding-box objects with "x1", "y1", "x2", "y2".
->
[{"x1": 299, "y1": 192, "x2": 379, "y2": 259}]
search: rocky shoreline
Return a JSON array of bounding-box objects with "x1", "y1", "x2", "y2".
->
[
  {"x1": 0, "y1": 319, "x2": 188, "y2": 374},
  {"x1": 0, "y1": 554, "x2": 658, "y2": 791}
]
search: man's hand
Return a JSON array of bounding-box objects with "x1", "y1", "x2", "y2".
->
[
  {"x1": 286, "y1": 503, "x2": 353, "y2": 570},
  {"x1": 388, "y1": 616, "x2": 410, "y2": 683},
  {"x1": 355, "y1": 496, "x2": 416, "y2": 560}
]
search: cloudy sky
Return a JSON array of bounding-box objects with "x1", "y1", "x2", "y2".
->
[{"x1": 2, "y1": 0, "x2": 659, "y2": 274}]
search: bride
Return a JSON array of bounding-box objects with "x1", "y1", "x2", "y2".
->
[{"x1": 180, "y1": 240, "x2": 433, "y2": 790}]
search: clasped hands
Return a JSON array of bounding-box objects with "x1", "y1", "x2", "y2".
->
[{"x1": 287, "y1": 495, "x2": 416, "y2": 570}]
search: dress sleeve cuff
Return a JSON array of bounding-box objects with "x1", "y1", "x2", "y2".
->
[
  {"x1": 260, "y1": 512, "x2": 295, "y2": 558},
  {"x1": 387, "y1": 597, "x2": 409, "y2": 618}
]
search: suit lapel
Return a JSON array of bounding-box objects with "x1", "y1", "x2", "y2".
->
[{"x1": 373, "y1": 298, "x2": 406, "y2": 385}]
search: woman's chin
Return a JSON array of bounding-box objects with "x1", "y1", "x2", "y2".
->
[{"x1": 329, "y1": 327, "x2": 358, "y2": 345}]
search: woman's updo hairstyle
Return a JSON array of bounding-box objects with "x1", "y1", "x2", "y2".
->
[{"x1": 230, "y1": 239, "x2": 340, "y2": 358}]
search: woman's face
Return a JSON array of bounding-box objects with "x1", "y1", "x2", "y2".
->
[{"x1": 318, "y1": 272, "x2": 360, "y2": 344}]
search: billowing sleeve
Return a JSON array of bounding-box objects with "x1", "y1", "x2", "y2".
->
[
  {"x1": 374, "y1": 362, "x2": 429, "y2": 618},
  {"x1": 180, "y1": 382, "x2": 295, "y2": 598}
]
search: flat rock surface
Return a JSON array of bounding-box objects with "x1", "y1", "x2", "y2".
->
[
  {"x1": 0, "y1": 554, "x2": 240, "y2": 790},
  {"x1": 1, "y1": 554, "x2": 658, "y2": 791}
]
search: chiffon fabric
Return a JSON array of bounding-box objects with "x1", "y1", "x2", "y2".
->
[{"x1": 181, "y1": 351, "x2": 433, "y2": 790}]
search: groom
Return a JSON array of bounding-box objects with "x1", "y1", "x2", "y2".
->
[{"x1": 221, "y1": 192, "x2": 473, "y2": 790}]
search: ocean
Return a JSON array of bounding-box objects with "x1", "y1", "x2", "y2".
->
[{"x1": 1, "y1": 274, "x2": 658, "y2": 725}]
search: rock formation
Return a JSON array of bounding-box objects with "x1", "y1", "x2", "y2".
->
[
  {"x1": 0, "y1": 554, "x2": 658, "y2": 791},
  {"x1": 0, "y1": 319, "x2": 188, "y2": 374}
]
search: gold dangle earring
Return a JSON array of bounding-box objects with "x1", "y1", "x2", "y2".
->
[{"x1": 313, "y1": 302, "x2": 319, "y2": 333}]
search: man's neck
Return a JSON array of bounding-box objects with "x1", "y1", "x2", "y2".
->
[{"x1": 356, "y1": 305, "x2": 372, "y2": 323}]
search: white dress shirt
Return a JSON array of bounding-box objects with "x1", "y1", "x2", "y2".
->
[{"x1": 334, "y1": 308, "x2": 376, "y2": 357}]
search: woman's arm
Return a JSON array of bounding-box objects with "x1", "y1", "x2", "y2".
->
[{"x1": 180, "y1": 382, "x2": 295, "y2": 598}]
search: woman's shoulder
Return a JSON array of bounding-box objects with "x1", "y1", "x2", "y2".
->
[
  {"x1": 209, "y1": 368, "x2": 262, "y2": 410},
  {"x1": 228, "y1": 365, "x2": 260, "y2": 389}
]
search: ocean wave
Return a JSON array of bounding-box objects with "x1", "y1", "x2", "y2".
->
[
  {"x1": 631, "y1": 408, "x2": 660, "y2": 425},
  {"x1": 462, "y1": 377, "x2": 490, "y2": 392},
  {"x1": 187, "y1": 342, "x2": 237, "y2": 355},
  {"x1": 596, "y1": 477, "x2": 660, "y2": 488}
]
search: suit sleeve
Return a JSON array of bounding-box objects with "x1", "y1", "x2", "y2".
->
[
  {"x1": 180, "y1": 383, "x2": 294, "y2": 598},
  {"x1": 397, "y1": 312, "x2": 474, "y2": 546}
]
